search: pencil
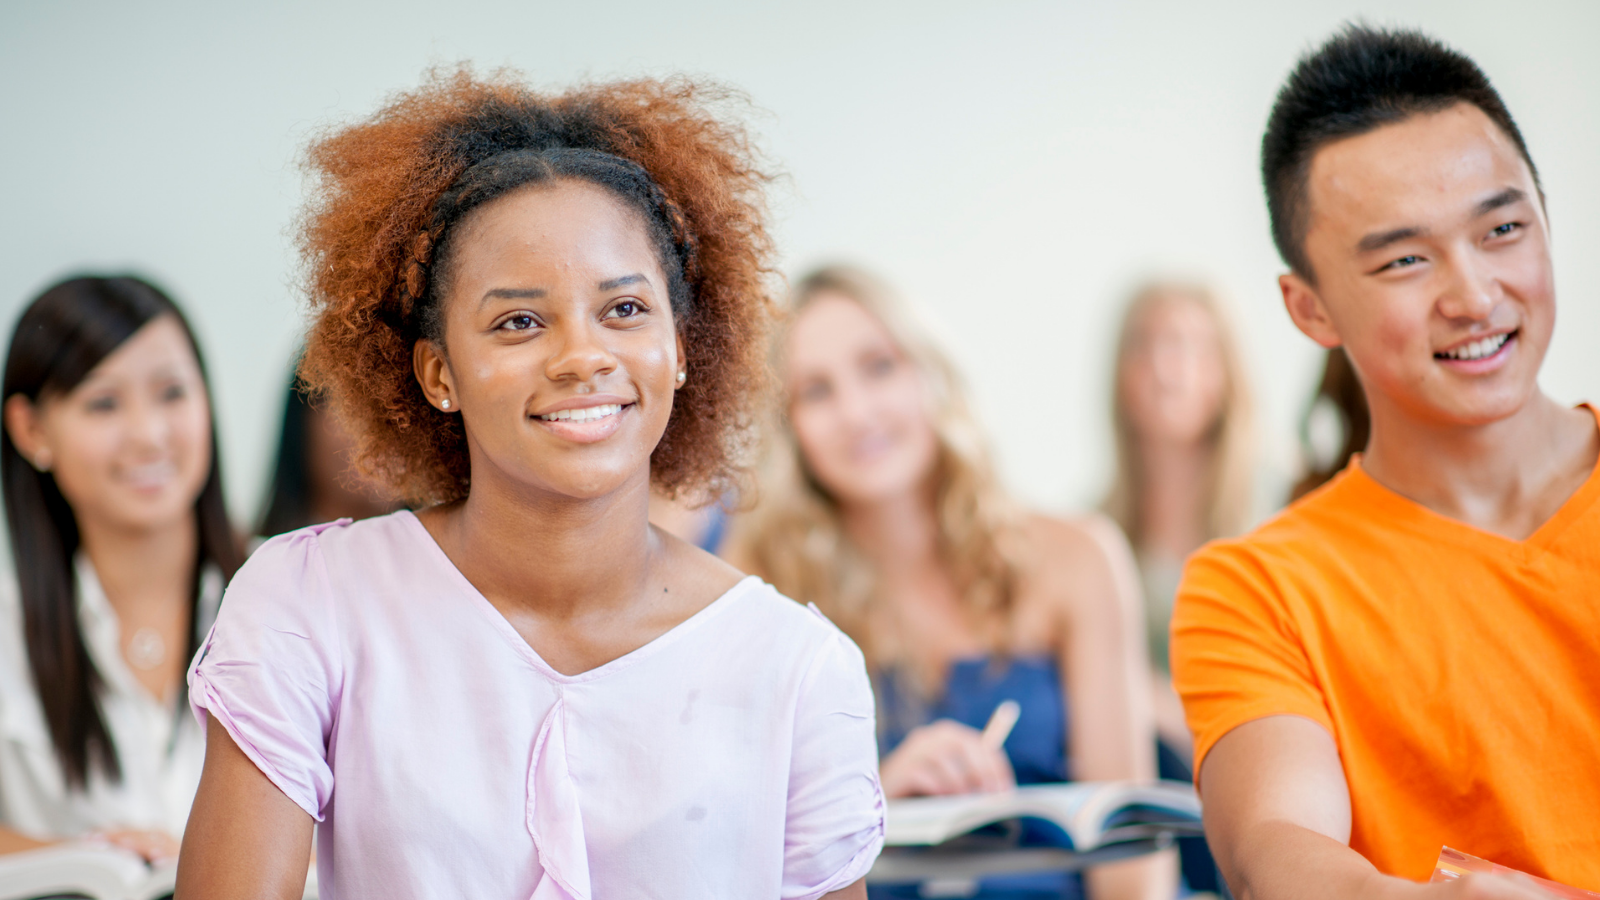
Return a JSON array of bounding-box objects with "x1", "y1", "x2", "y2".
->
[{"x1": 980, "y1": 699, "x2": 1021, "y2": 750}]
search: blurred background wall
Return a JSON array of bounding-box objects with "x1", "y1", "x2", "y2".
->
[{"x1": 2, "y1": 0, "x2": 1595, "y2": 519}]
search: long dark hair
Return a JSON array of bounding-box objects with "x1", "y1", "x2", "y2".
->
[
  {"x1": 256, "y1": 372, "x2": 316, "y2": 538},
  {"x1": 1, "y1": 275, "x2": 244, "y2": 789}
]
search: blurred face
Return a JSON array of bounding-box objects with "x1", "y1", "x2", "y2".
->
[
  {"x1": 7, "y1": 316, "x2": 212, "y2": 535},
  {"x1": 1119, "y1": 295, "x2": 1227, "y2": 447},
  {"x1": 416, "y1": 179, "x2": 682, "y2": 501},
  {"x1": 1283, "y1": 103, "x2": 1554, "y2": 427},
  {"x1": 305, "y1": 406, "x2": 394, "y2": 520},
  {"x1": 784, "y1": 293, "x2": 939, "y2": 505}
]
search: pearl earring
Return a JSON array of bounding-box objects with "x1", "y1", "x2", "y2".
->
[
  {"x1": 32, "y1": 451, "x2": 52, "y2": 472},
  {"x1": 441, "y1": 399, "x2": 451, "y2": 410},
  {"x1": 676, "y1": 371, "x2": 686, "y2": 385}
]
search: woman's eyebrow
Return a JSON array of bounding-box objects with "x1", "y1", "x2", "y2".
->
[
  {"x1": 597, "y1": 273, "x2": 646, "y2": 291},
  {"x1": 480, "y1": 287, "x2": 547, "y2": 306}
]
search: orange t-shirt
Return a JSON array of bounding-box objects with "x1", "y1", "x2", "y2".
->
[{"x1": 1172, "y1": 408, "x2": 1600, "y2": 887}]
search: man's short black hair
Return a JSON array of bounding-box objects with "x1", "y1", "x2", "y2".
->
[{"x1": 1262, "y1": 24, "x2": 1541, "y2": 280}]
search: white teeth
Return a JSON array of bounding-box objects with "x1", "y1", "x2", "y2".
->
[
  {"x1": 1440, "y1": 333, "x2": 1509, "y2": 361},
  {"x1": 536, "y1": 404, "x2": 622, "y2": 423},
  {"x1": 124, "y1": 463, "x2": 176, "y2": 487}
]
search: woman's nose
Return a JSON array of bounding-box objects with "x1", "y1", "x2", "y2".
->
[{"x1": 544, "y1": 320, "x2": 619, "y2": 383}]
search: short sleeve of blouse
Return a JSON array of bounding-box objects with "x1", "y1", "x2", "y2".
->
[
  {"x1": 188, "y1": 524, "x2": 344, "y2": 821},
  {"x1": 782, "y1": 616, "x2": 885, "y2": 899}
]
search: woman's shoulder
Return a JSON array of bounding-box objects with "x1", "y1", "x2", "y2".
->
[
  {"x1": 245, "y1": 512, "x2": 417, "y2": 574},
  {"x1": 0, "y1": 568, "x2": 35, "y2": 720},
  {"x1": 224, "y1": 512, "x2": 421, "y2": 618},
  {"x1": 728, "y1": 576, "x2": 851, "y2": 638},
  {"x1": 1011, "y1": 511, "x2": 1141, "y2": 628},
  {"x1": 715, "y1": 577, "x2": 869, "y2": 670},
  {"x1": 1015, "y1": 510, "x2": 1133, "y2": 578}
]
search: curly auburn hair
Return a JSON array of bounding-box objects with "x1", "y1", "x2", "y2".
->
[{"x1": 297, "y1": 67, "x2": 777, "y2": 505}]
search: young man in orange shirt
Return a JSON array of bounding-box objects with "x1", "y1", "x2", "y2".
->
[{"x1": 1172, "y1": 25, "x2": 1600, "y2": 899}]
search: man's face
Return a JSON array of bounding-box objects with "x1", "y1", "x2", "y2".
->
[{"x1": 1284, "y1": 102, "x2": 1553, "y2": 428}]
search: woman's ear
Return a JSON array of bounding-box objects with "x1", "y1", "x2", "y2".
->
[
  {"x1": 3, "y1": 394, "x2": 50, "y2": 470},
  {"x1": 412, "y1": 340, "x2": 458, "y2": 413}
]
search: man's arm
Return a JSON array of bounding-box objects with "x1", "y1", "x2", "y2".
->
[{"x1": 1202, "y1": 715, "x2": 1554, "y2": 900}]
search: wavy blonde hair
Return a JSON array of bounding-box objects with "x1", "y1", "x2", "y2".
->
[
  {"x1": 1102, "y1": 282, "x2": 1255, "y2": 547},
  {"x1": 729, "y1": 265, "x2": 1021, "y2": 667}
]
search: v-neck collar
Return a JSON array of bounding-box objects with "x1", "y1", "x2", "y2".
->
[
  {"x1": 1339, "y1": 404, "x2": 1600, "y2": 562},
  {"x1": 397, "y1": 510, "x2": 758, "y2": 685}
]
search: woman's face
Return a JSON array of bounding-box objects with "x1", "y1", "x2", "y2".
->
[
  {"x1": 10, "y1": 315, "x2": 212, "y2": 535},
  {"x1": 784, "y1": 293, "x2": 939, "y2": 506},
  {"x1": 419, "y1": 179, "x2": 682, "y2": 502},
  {"x1": 1119, "y1": 294, "x2": 1228, "y2": 447},
  {"x1": 306, "y1": 405, "x2": 396, "y2": 521}
]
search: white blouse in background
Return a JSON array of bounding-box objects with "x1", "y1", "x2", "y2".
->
[{"x1": 0, "y1": 556, "x2": 219, "y2": 840}]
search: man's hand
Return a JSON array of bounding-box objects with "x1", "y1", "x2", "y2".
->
[
  {"x1": 1197, "y1": 715, "x2": 1561, "y2": 900},
  {"x1": 1434, "y1": 873, "x2": 1562, "y2": 900}
]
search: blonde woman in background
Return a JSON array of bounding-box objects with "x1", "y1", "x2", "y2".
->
[
  {"x1": 1103, "y1": 282, "x2": 1254, "y2": 768},
  {"x1": 729, "y1": 266, "x2": 1171, "y2": 900}
]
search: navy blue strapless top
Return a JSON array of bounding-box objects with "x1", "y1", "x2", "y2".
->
[
  {"x1": 871, "y1": 655, "x2": 1082, "y2": 900},
  {"x1": 876, "y1": 654, "x2": 1069, "y2": 784}
]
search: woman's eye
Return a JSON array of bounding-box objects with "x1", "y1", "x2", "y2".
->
[
  {"x1": 795, "y1": 380, "x2": 831, "y2": 404},
  {"x1": 863, "y1": 355, "x2": 896, "y2": 379},
  {"x1": 85, "y1": 395, "x2": 117, "y2": 413},
  {"x1": 605, "y1": 300, "x2": 643, "y2": 320},
  {"x1": 501, "y1": 314, "x2": 537, "y2": 332},
  {"x1": 161, "y1": 384, "x2": 187, "y2": 403}
]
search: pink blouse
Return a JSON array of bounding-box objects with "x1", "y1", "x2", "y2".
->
[{"x1": 189, "y1": 512, "x2": 884, "y2": 899}]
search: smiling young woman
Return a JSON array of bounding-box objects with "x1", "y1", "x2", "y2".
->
[
  {"x1": 175, "y1": 71, "x2": 883, "y2": 899},
  {"x1": 728, "y1": 266, "x2": 1174, "y2": 900},
  {"x1": 0, "y1": 276, "x2": 243, "y2": 862}
]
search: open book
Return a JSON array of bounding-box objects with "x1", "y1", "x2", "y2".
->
[
  {"x1": 886, "y1": 780, "x2": 1203, "y2": 852},
  {"x1": 0, "y1": 844, "x2": 175, "y2": 900},
  {"x1": 0, "y1": 844, "x2": 319, "y2": 900}
]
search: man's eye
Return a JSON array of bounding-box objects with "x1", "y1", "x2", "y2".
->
[
  {"x1": 1383, "y1": 255, "x2": 1422, "y2": 271},
  {"x1": 1489, "y1": 222, "x2": 1520, "y2": 238}
]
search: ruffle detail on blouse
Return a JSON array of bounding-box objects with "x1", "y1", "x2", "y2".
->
[{"x1": 526, "y1": 693, "x2": 591, "y2": 900}]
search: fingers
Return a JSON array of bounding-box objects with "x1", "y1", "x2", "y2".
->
[
  {"x1": 96, "y1": 828, "x2": 182, "y2": 863},
  {"x1": 1450, "y1": 873, "x2": 1561, "y2": 900},
  {"x1": 882, "y1": 719, "x2": 1017, "y2": 797}
]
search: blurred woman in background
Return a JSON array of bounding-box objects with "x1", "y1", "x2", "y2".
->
[
  {"x1": 257, "y1": 368, "x2": 401, "y2": 538},
  {"x1": 1102, "y1": 282, "x2": 1253, "y2": 765},
  {"x1": 730, "y1": 265, "x2": 1169, "y2": 900},
  {"x1": 1101, "y1": 282, "x2": 1251, "y2": 894},
  {"x1": 0, "y1": 275, "x2": 243, "y2": 859}
]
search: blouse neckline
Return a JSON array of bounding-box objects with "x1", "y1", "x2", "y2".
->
[{"x1": 395, "y1": 509, "x2": 759, "y2": 685}]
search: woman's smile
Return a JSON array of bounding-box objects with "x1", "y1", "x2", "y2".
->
[{"x1": 529, "y1": 394, "x2": 636, "y2": 444}]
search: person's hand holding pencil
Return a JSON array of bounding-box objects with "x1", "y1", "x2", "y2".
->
[{"x1": 878, "y1": 700, "x2": 1021, "y2": 799}]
